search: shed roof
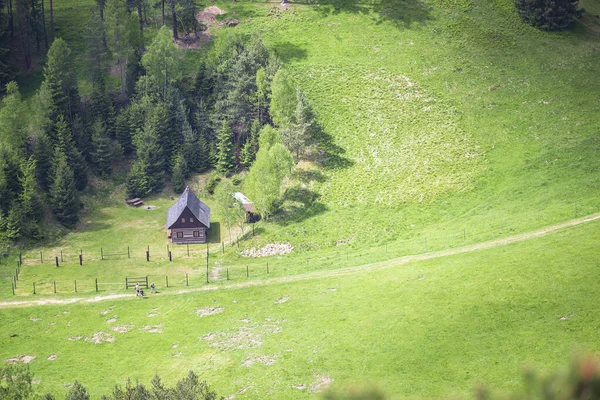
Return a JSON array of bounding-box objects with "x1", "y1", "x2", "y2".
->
[
  {"x1": 166, "y1": 187, "x2": 210, "y2": 229},
  {"x1": 233, "y1": 192, "x2": 256, "y2": 212}
]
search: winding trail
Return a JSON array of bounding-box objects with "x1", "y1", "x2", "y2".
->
[{"x1": 1, "y1": 213, "x2": 598, "y2": 309}]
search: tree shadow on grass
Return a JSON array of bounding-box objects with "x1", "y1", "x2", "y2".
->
[
  {"x1": 270, "y1": 41, "x2": 309, "y2": 63},
  {"x1": 277, "y1": 186, "x2": 329, "y2": 224},
  {"x1": 312, "y1": 127, "x2": 354, "y2": 171},
  {"x1": 296, "y1": 0, "x2": 434, "y2": 29},
  {"x1": 208, "y1": 222, "x2": 221, "y2": 243}
]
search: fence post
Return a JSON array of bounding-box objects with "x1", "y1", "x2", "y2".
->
[
  {"x1": 95, "y1": 278, "x2": 98, "y2": 292},
  {"x1": 11, "y1": 282, "x2": 14, "y2": 295},
  {"x1": 146, "y1": 250, "x2": 150, "y2": 262},
  {"x1": 79, "y1": 254, "x2": 83, "y2": 266},
  {"x1": 128, "y1": 246, "x2": 130, "y2": 258},
  {"x1": 186, "y1": 273, "x2": 188, "y2": 286},
  {"x1": 206, "y1": 264, "x2": 209, "y2": 284},
  {"x1": 145, "y1": 276, "x2": 148, "y2": 288},
  {"x1": 246, "y1": 265, "x2": 249, "y2": 278},
  {"x1": 19, "y1": 252, "x2": 22, "y2": 265},
  {"x1": 33, "y1": 282, "x2": 36, "y2": 294},
  {"x1": 166, "y1": 275, "x2": 168, "y2": 288},
  {"x1": 126, "y1": 277, "x2": 128, "y2": 290},
  {"x1": 167, "y1": 245, "x2": 169, "y2": 257},
  {"x1": 222, "y1": 242, "x2": 224, "y2": 254},
  {"x1": 15, "y1": 268, "x2": 18, "y2": 281},
  {"x1": 55, "y1": 257, "x2": 59, "y2": 267},
  {"x1": 227, "y1": 268, "x2": 229, "y2": 280},
  {"x1": 74, "y1": 280, "x2": 77, "y2": 293},
  {"x1": 40, "y1": 251, "x2": 43, "y2": 263},
  {"x1": 13, "y1": 275, "x2": 16, "y2": 288},
  {"x1": 101, "y1": 247, "x2": 103, "y2": 260},
  {"x1": 187, "y1": 244, "x2": 189, "y2": 256},
  {"x1": 267, "y1": 262, "x2": 269, "y2": 274},
  {"x1": 53, "y1": 280, "x2": 56, "y2": 294},
  {"x1": 169, "y1": 251, "x2": 172, "y2": 262}
]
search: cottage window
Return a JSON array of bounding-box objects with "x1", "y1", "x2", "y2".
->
[
  {"x1": 193, "y1": 231, "x2": 200, "y2": 237},
  {"x1": 181, "y1": 218, "x2": 185, "y2": 223},
  {"x1": 190, "y1": 217, "x2": 194, "y2": 222},
  {"x1": 177, "y1": 232, "x2": 183, "y2": 238}
]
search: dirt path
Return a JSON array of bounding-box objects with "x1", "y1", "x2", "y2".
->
[{"x1": 1, "y1": 213, "x2": 598, "y2": 309}]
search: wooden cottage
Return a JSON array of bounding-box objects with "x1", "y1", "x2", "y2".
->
[{"x1": 166, "y1": 187, "x2": 210, "y2": 244}]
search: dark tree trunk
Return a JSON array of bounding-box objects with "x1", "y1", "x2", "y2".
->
[
  {"x1": 49, "y1": 0, "x2": 53, "y2": 42},
  {"x1": 161, "y1": 0, "x2": 165, "y2": 25},
  {"x1": 8, "y1": 0, "x2": 14, "y2": 38},
  {"x1": 15, "y1": 0, "x2": 32, "y2": 69},
  {"x1": 41, "y1": 0, "x2": 47, "y2": 49},
  {"x1": 136, "y1": 0, "x2": 144, "y2": 51},
  {"x1": 170, "y1": 0, "x2": 177, "y2": 39},
  {"x1": 31, "y1": 0, "x2": 39, "y2": 51}
]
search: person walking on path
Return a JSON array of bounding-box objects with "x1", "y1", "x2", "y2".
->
[
  {"x1": 151, "y1": 282, "x2": 155, "y2": 293},
  {"x1": 135, "y1": 282, "x2": 140, "y2": 297}
]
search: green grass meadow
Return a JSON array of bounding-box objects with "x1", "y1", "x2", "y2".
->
[
  {"x1": 1, "y1": 219, "x2": 599, "y2": 398},
  {"x1": 2, "y1": 0, "x2": 600, "y2": 397}
]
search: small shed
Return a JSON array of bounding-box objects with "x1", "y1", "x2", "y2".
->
[
  {"x1": 233, "y1": 192, "x2": 260, "y2": 223},
  {"x1": 166, "y1": 187, "x2": 210, "y2": 244}
]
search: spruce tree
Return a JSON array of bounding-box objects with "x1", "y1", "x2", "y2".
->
[
  {"x1": 171, "y1": 153, "x2": 186, "y2": 194},
  {"x1": 182, "y1": 123, "x2": 200, "y2": 172},
  {"x1": 91, "y1": 120, "x2": 112, "y2": 177},
  {"x1": 115, "y1": 108, "x2": 133, "y2": 154},
  {"x1": 17, "y1": 156, "x2": 42, "y2": 239},
  {"x1": 0, "y1": 82, "x2": 27, "y2": 151},
  {"x1": 216, "y1": 120, "x2": 234, "y2": 175},
  {"x1": 55, "y1": 115, "x2": 88, "y2": 190},
  {"x1": 41, "y1": 38, "x2": 79, "y2": 125},
  {"x1": 126, "y1": 122, "x2": 164, "y2": 196},
  {"x1": 50, "y1": 150, "x2": 79, "y2": 227},
  {"x1": 33, "y1": 131, "x2": 53, "y2": 190},
  {"x1": 240, "y1": 119, "x2": 261, "y2": 168}
]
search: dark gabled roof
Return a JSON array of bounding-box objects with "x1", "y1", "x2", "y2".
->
[{"x1": 166, "y1": 186, "x2": 210, "y2": 229}]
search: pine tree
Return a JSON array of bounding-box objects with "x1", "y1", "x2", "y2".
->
[
  {"x1": 171, "y1": 152, "x2": 186, "y2": 193},
  {"x1": 240, "y1": 119, "x2": 261, "y2": 168},
  {"x1": 115, "y1": 108, "x2": 133, "y2": 154},
  {"x1": 50, "y1": 149, "x2": 79, "y2": 227},
  {"x1": 216, "y1": 120, "x2": 234, "y2": 175},
  {"x1": 33, "y1": 131, "x2": 53, "y2": 190},
  {"x1": 55, "y1": 115, "x2": 88, "y2": 190},
  {"x1": 41, "y1": 38, "x2": 80, "y2": 125},
  {"x1": 17, "y1": 156, "x2": 42, "y2": 239},
  {"x1": 0, "y1": 81, "x2": 27, "y2": 151},
  {"x1": 91, "y1": 120, "x2": 112, "y2": 177},
  {"x1": 126, "y1": 122, "x2": 164, "y2": 196}
]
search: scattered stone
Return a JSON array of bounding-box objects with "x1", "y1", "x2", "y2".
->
[
  {"x1": 172, "y1": 344, "x2": 179, "y2": 349},
  {"x1": 105, "y1": 317, "x2": 118, "y2": 324},
  {"x1": 6, "y1": 355, "x2": 36, "y2": 364},
  {"x1": 195, "y1": 306, "x2": 224, "y2": 317},
  {"x1": 32, "y1": 379, "x2": 41, "y2": 384},
  {"x1": 559, "y1": 313, "x2": 575, "y2": 321},
  {"x1": 309, "y1": 374, "x2": 333, "y2": 393},
  {"x1": 327, "y1": 288, "x2": 337, "y2": 292},
  {"x1": 275, "y1": 296, "x2": 290, "y2": 304},
  {"x1": 47, "y1": 354, "x2": 58, "y2": 361},
  {"x1": 141, "y1": 325, "x2": 163, "y2": 333},
  {"x1": 232, "y1": 300, "x2": 238, "y2": 304},
  {"x1": 238, "y1": 385, "x2": 251, "y2": 394},
  {"x1": 29, "y1": 317, "x2": 41, "y2": 322},
  {"x1": 241, "y1": 354, "x2": 278, "y2": 367},
  {"x1": 239, "y1": 318, "x2": 251, "y2": 323},
  {"x1": 241, "y1": 243, "x2": 293, "y2": 258},
  {"x1": 100, "y1": 306, "x2": 114, "y2": 316},
  {"x1": 110, "y1": 325, "x2": 133, "y2": 334},
  {"x1": 292, "y1": 384, "x2": 306, "y2": 391},
  {"x1": 48, "y1": 322, "x2": 56, "y2": 326},
  {"x1": 67, "y1": 336, "x2": 82, "y2": 341},
  {"x1": 172, "y1": 352, "x2": 183, "y2": 357},
  {"x1": 84, "y1": 332, "x2": 115, "y2": 344}
]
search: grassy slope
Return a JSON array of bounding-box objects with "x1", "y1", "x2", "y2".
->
[
  {"x1": 224, "y1": 0, "x2": 600, "y2": 252},
  {"x1": 0, "y1": 219, "x2": 598, "y2": 398}
]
